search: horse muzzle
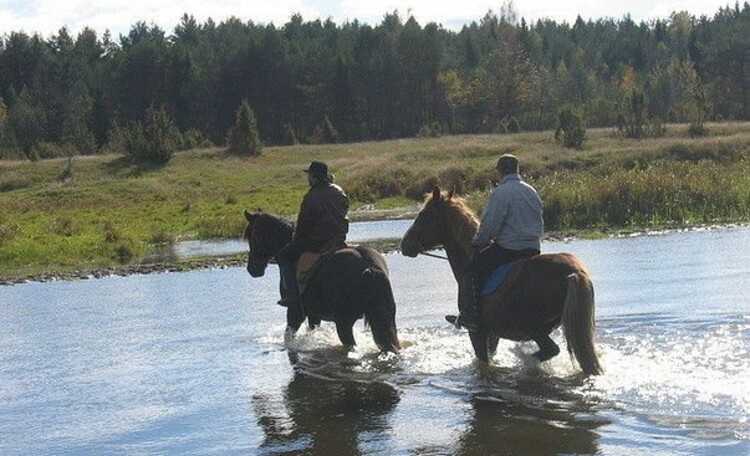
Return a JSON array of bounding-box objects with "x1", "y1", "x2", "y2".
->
[
  {"x1": 246, "y1": 260, "x2": 267, "y2": 277},
  {"x1": 400, "y1": 237, "x2": 421, "y2": 258}
]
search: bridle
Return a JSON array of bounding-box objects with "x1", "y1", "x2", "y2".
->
[{"x1": 404, "y1": 213, "x2": 449, "y2": 261}]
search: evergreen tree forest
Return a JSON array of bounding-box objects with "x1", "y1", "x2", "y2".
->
[{"x1": 0, "y1": 3, "x2": 748, "y2": 160}]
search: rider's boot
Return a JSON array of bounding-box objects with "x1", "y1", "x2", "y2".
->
[
  {"x1": 446, "y1": 276, "x2": 481, "y2": 331},
  {"x1": 277, "y1": 262, "x2": 300, "y2": 308}
]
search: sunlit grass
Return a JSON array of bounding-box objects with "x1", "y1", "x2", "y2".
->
[{"x1": 1, "y1": 122, "x2": 748, "y2": 277}]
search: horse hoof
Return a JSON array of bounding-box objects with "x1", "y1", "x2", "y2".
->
[
  {"x1": 532, "y1": 345, "x2": 560, "y2": 362},
  {"x1": 284, "y1": 327, "x2": 297, "y2": 344}
]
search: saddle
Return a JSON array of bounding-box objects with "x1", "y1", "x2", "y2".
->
[
  {"x1": 480, "y1": 260, "x2": 523, "y2": 296},
  {"x1": 295, "y1": 240, "x2": 348, "y2": 295}
]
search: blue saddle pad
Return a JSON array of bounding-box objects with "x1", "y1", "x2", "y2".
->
[{"x1": 480, "y1": 261, "x2": 519, "y2": 296}]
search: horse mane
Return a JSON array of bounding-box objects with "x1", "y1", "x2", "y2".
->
[
  {"x1": 425, "y1": 188, "x2": 479, "y2": 251},
  {"x1": 243, "y1": 212, "x2": 294, "y2": 241}
]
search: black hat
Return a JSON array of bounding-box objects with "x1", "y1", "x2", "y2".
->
[
  {"x1": 304, "y1": 161, "x2": 333, "y2": 182},
  {"x1": 495, "y1": 154, "x2": 519, "y2": 175}
]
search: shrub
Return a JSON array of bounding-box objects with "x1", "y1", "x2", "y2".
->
[
  {"x1": 617, "y1": 88, "x2": 647, "y2": 139},
  {"x1": 141, "y1": 104, "x2": 180, "y2": 164},
  {"x1": 417, "y1": 121, "x2": 443, "y2": 138},
  {"x1": 226, "y1": 100, "x2": 262, "y2": 156},
  {"x1": 507, "y1": 116, "x2": 521, "y2": 133},
  {"x1": 111, "y1": 105, "x2": 180, "y2": 164},
  {"x1": 283, "y1": 123, "x2": 298, "y2": 145},
  {"x1": 179, "y1": 128, "x2": 212, "y2": 150},
  {"x1": 58, "y1": 157, "x2": 74, "y2": 182},
  {"x1": 114, "y1": 242, "x2": 136, "y2": 264},
  {"x1": 555, "y1": 105, "x2": 587, "y2": 149}
]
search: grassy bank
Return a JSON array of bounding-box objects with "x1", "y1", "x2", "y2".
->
[{"x1": 1, "y1": 122, "x2": 749, "y2": 279}]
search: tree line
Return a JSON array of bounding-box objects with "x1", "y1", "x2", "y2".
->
[{"x1": 0, "y1": 2, "x2": 748, "y2": 160}]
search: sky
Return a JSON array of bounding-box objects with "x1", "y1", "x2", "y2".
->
[{"x1": 0, "y1": 0, "x2": 738, "y2": 39}]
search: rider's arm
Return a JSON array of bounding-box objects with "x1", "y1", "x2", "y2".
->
[
  {"x1": 471, "y1": 186, "x2": 509, "y2": 247},
  {"x1": 294, "y1": 192, "x2": 316, "y2": 239}
]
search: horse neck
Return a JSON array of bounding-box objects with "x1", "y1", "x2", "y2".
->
[
  {"x1": 265, "y1": 217, "x2": 293, "y2": 256},
  {"x1": 443, "y1": 205, "x2": 478, "y2": 282}
]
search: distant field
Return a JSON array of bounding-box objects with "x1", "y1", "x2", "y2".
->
[{"x1": 1, "y1": 122, "x2": 748, "y2": 278}]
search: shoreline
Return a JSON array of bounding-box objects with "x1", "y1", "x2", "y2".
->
[{"x1": 2, "y1": 223, "x2": 746, "y2": 286}]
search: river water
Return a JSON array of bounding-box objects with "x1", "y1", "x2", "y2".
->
[{"x1": 0, "y1": 225, "x2": 748, "y2": 455}]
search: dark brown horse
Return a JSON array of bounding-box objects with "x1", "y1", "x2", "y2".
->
[
  {"x1": 243, "y1": 210, "x2": 401, "y2": 353},
  {"x1": 400, "y1": 187, "x2": 602, "y2": 375}
]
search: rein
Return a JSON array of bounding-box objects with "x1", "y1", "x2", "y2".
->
[{"x1": 419, "y1": 251, "x2": 449, "y2": 261}]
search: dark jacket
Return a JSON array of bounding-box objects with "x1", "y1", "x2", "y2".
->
[{"x1": 295, "y1": 182, "x2": 349, "y2": 245}]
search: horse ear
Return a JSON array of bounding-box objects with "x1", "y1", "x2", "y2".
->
[
  {"x1": 244, "y1": 210, "x2": 254, "y2": 222},
  {"x1": 448, "y1": 186, "x2": 456, "y2": 199},
  {"x1": 432, "y1": 186, "x2": 442, "y2": 200}
]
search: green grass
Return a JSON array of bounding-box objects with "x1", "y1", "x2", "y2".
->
[{"x1": 1, "y1": 122, "x2": 749, "y2": 278}]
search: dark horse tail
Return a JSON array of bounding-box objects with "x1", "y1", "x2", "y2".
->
[
  {"x1": 362, "y1": 265, "x2": 401, "y2": 353},
  {"x1": 562, "y1": 272, "x2": 603, "y2": 375}
]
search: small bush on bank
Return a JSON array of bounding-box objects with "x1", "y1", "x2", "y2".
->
[
  {"x1": 555, "y1": 105, "x2": 587, "y2": 149},
  {"x1": 109, "y1": 104, "x2": 180, "y2": 164},
  {"x1": 226, "y1": 100, "x2": 262, "y2": 156}
]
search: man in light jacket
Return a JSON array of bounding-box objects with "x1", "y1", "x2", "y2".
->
[{"x1": 449, "y1": 154, "x2": 544, "y2": 331}]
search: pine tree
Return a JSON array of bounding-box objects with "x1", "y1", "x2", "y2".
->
[
  {"x1": 143, "y1": 104, "x2": 180, "y2": 164},
  {"x1": 555, "y1": 105, "x2": 587, "y2": 149},
  {"x1": 226, "y1": 100, "x2": 262, "y2": 156}
]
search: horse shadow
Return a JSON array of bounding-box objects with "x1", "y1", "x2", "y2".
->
[
  {"x1": 253, "y1": 349, "x2": 400, "y2": 455},
  {"x1": 441, "y1": 362, "x2": 608, "y2": 456}
]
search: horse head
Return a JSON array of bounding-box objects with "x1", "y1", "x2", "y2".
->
[
  {"x1": 401, "y1": 186, "x2": 457, "y2": 257},
  {"x1": 243, "y1": 210, "x2": 294, "y2": 277}
]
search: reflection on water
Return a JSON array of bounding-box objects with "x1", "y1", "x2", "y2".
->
[
  {"x1": 0, "y1": 226, "x2": 748, "y2": 455},
  {"x1": 253, "y1": 373, "x2": 400, "y2": 455},
  {"x1": 456, "y1": 396, "x2": 602, "y2": 456}
]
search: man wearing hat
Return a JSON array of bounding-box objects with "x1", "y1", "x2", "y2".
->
[
  {"x1": 448, "y1": 154, "x2": 544, "y2": 331},
  {"x1": 276, "y1": 161, "x2": 349, "y2": 307}
]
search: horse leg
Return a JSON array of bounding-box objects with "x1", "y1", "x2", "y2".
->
[
  {"x1": 469, "y1": 328, "x2": 490, "y2": 362},
  {"x1": 487, "y1": 335, "x2": 500, "y2": 358},
  {"x1": 528, "y1": 330, "x2": 560, "y2": 362},
  {"x1": 335, "y1": 322, "x2": 356, "y2": 351},
  {"x1": 307, "y1": 316, "x2": 321, "y2": 330},
  {"x1": 285, "y1": 303, "x2": 305, "y2": 343}
]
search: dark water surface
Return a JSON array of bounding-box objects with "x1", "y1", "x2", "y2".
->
[{"x1": 1, "y1": 226, "x2": 748, "y2": 455}]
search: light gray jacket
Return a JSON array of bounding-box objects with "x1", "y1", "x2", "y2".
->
[{"x1": 472, "y1": 174, "x2": 544, "y2": 250}]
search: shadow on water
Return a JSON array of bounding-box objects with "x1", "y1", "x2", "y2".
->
[
  {"x1": 451, "y1": 394, "x2": 604, "y2": 456},
  {"x1": 252, "y1": 330, "x2": 609, "y2": 456},
  {"x1": 416, "y1": 361, "x2": 608, "y2": 456},
  {"x1": 252, "y1": 370, "x2": 400, "y2": 455}
]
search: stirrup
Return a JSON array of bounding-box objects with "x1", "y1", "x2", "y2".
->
[
  {"x1": 445, "y1": 314, "x2": 479, "y2": 331},
  {"x1": 445, "y1": 314, "x2": 460, "y2": 328},
  {"x1": 277, "y1": 297, "x2": 298, "y2": 307}
]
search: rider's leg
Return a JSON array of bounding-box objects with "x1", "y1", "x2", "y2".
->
[
  {"x1": 276, "y1": 240, "x2": 304, "y2": 307},
  {"x1": 454, "y1": 273, "x2": 481, "y2": 331}
]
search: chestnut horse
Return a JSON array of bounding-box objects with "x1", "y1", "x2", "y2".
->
[
  {"x1": 243, "y1": 210, "x2": 401, "y2": 353},
  {"x1": 400, "y1": 187, "x2": 602, "y2": 375}
]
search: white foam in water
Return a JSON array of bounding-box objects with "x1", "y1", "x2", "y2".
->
[{"x1": 584, "y1": 317, "x2": 750, "y2": 439}]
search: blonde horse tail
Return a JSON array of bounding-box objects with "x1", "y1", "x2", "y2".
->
[{"x1": 562, "y1": 272, "x2": 603, "y2": 375}]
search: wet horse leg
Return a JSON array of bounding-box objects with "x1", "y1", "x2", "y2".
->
[
  {"x1": 469, "y1": 328, "x2": 490, "y2": 362},
  {"x1": 285, "y1": 303, "x2": 306, "y2": 343},
  {"x1": 487, "y1": 335, "x2": 500, "y2": 358},
  {"x1": 527, "y1": 329, "x2": 560, "y2": 362},
  {"x1": 335, "y1": 321, "x2": 356, "y2": 351}
]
